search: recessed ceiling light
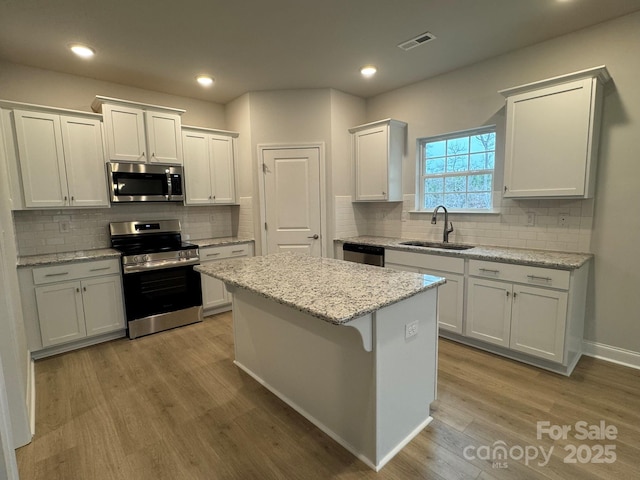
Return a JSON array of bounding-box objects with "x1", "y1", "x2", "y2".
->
[
  {"x1": 196, "y1": 75, "x2": 215, "y2": 87},
  {"x1": 69, "y1": 44, "x2": 95, "y2": 59},
  {"x1": 360, "y1": 66, "x2": 377, "y2": 77}
]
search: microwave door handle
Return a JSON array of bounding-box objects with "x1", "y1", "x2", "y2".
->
[{"x1": 167, "y1": 172, "x2": 172, "y2": 200}]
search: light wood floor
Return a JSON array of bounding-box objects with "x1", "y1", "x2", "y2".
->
[{"x1": 17, "y1": 312, "x2": 640, "y2": 479}]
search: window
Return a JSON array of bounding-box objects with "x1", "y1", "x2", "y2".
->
[{"x1": 418, "y1": 126, "x2": 495, "y2": 211}]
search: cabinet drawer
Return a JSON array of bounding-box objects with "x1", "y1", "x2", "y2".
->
[
  {"x1": 469, "y1": 260, "x2": 570, "y2": 290},
  {"x1": 386, "y1": 249, "x2": 464, "y2": 274},
  {"x1": 33, "y1": 259, "x2": 121, "y2": 285},
  {"x1": 200, "y1": 243, "x2": 250, "y2": 261}
]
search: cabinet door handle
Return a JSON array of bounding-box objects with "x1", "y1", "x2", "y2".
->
[
  {"x1": 76, "y1": 287, "x2": 80, "y2": 293},
  {"x1": 527, "y1": 275, "x2": 552, "y2": 282},
  {"x1": 480, "y1": 268, "x2": 500, "y2": 274},
  {"x1": 307, "y1": 234, "x2": 319, "y2": 240},
  {"x1": 506, "y1": 291, "x2": 510, "y2": 297},
  {"x1": 513, "y1": 292, "x2": 517, "y2": 299},
  {"x1": 89, "y1": 267, "x2": 111, "y2": 272},
  {"x1": 205, "y1": 252, "x2": 221, "y2": 257},
  {"x1": 83, "y1": 287, "x2": 87, "y2": 292},
  {"x1": 45, "y1": 272, "x2": 69, "y2": 277},
  {"x1": 231, "y1": 249, "x2": 245, "y2": 253}
]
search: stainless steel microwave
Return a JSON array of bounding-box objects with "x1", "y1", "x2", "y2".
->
[{"x1": 107, "y1": 162, "x2": 184, "y2": 203}]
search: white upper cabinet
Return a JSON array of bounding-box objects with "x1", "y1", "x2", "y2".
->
[
  {"x1": 60, "y1": 115, "x2": 109, "y2": 207},
  {"x1": 349, "y1": 118, "x2": 406, "y2": 202},
  {"x1": 12, "y1": 108, "x2": 108, "y2": 209},
  {"x1": 101, "y1": 103, "x2": 146, "y2": 162},
  {"x1": 500, "y1": 66, "x2": 610, "y2": 198},
  {"x1": 93, "y1": 96, "x2": 184, "y2": 165},
  {"x1": 144, "y1": 110, "x2": 183, "y2": 164},
  {"x1": 182, "y1": 127, "x2": 238, "y2": 205},
  {"x1": 13, "y1": 110, "x2": 68, "y2": 208}
]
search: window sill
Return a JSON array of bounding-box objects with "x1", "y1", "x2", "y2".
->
[{"x1": 408, "y1": 209, "x2": 501, "y2": 215}]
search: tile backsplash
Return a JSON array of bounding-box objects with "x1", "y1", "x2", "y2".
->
[
  {"x1": 13, "y1": 201, "x2": 248, "y2": 256},
  {"x1": 237, "y1": 196, "x2": 254, "y2": 239},
  {"x1": 335, "y1": 194, "x2": 593, "y2": 253}
]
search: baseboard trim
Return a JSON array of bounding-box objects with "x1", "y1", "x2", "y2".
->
[
  {"x1": 582, "y1": 341, "x2": 640, "y2": 370},
  {"x1": 31, "y1": 330, "x2": 126, "y2": 360}
]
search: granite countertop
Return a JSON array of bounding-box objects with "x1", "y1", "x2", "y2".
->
[
  {"x1": 336, "y1": 236, "x2": 592, "y2": 270},
  {"x1": 16, "y1": 237, "x2": 255, "y2": 268},
  {"x1": 190, "y1": 237, "x2": 254, "y2": 248},
  {"x1": 195, "y1": 252, "x2": 445, "y2": 325},
  {"x1": 17, "y1": 248, "x2": 122, "y2": 268}
]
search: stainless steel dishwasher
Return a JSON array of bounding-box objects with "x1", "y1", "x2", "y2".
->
[{"x1": 342, "y1": 243, "x2": 384, "y2": 267}]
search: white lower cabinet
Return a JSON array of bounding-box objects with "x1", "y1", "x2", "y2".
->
[
  {"x1": 509, "y1": 285, "x2": 568, "y2": 362},
  {"x1": 36, "y1": 275, "x2": 125, "y2": 347},
  {"x1": 382, "y1": 246, "x2": 589, "y2": 375},
  {"x1": 466, "y1": 260, "x2": 571, "y2": 364},
  {"x1": 385, "y1": 249, "x2": 464, "y2": 334},
  {"x1": 81, "y1": 275, "x2": 127, "y2": 336},
  {"x1": 422, "y1": 270, "x2": 464, "y2": 334},
  {"x1": 466, "y1": 278, "x2": 512, "y2": 348},
  {"x1": 19, "y1": 258, "x2": 126, "y2": 353},
  {"x1": 35, "y1": 280, "x2": 87, "y2": 346},
  {"x1": 200, "y1": 243, "x2": 253, "y2": 314}
]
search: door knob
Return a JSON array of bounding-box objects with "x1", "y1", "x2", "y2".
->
[{"x1": 308, "y1": 234, "x2": 319, "y2": 239}]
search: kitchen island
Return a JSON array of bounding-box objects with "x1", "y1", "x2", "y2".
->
[{"x1": 196, "y1": 253, "x2": 444, "y2": 471}]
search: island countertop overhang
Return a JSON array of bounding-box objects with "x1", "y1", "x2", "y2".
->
[{"x1": 195, "y1": 252, "x2": 444, "y2": 325}]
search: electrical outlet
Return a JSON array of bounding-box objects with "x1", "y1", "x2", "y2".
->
[
  {"x1": 59, "y1": 221, "x2": 70, "y2": 233},
  {"x1": 405, "y1": 320, "x2": 419, "y2": 339},
  {"x1": 526, "y1": 212, "x2": 536, "y2": 226},
  {"x1": 558, "y1": 213, "x2": 569, "y2": 228}
]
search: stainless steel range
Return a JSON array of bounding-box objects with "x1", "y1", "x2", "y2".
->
[{"x1": 109, "y1": 219, "x2": 203, "y2": 339}]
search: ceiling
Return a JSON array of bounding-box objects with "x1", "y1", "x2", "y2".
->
[{"x1": 1, "y1": 0, "x2": 640, "y2": 104}]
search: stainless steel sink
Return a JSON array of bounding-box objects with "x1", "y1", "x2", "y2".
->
[{"x1": 399, "y1": 241, "x2": 474, "y2": 251}]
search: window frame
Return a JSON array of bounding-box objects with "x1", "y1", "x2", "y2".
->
[{"x1": 417, "y1": 125, "x2": 497, "y2": 213}]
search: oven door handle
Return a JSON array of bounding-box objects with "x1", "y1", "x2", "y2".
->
[{"x1": 123, "y1": 258, "x2": 200, "y2": 274}]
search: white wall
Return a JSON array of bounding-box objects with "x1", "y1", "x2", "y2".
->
[
  {"x1": 0, "y1": 60, "x2": 226, "y2": 128},
  {"x1": 0, "y1": 354, "x2": 19, "y2": 480},
  {"x1": 225, "y1": 93, "x2": 253, "y2": 197},
  {"x1": 225, "y1": 94, "x2": 256, "y2": 240},
  {"x1": 237, "y1": 89, "x2": 333, "y2": 255},
  {"x1": 329, "y1": 90, "x2": 366, "y2": 197},
  {"x1": 226, "y1": 89, "x2": 365, "y2": 255},
  {"x1": 0, "y1": 107, "x2": 31, "y2": 450},
  {"x1": 365, "y1": 12, "x2": 640, "y2": 354}
]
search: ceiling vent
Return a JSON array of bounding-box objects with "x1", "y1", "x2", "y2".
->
[{"x1": 397, "y1": 31, "x2": 436, "y2": 51}]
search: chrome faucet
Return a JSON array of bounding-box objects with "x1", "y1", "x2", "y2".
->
[{"x1": 431, "y1": 205, "x2": 454, "y2": 243}]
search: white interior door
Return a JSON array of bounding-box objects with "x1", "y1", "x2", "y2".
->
[{"x1": 262, "y1": 147, "x2": 322, "y2": 257}]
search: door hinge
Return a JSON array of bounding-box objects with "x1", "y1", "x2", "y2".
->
[
  {"x1": 264, "y1": 222, "x2": 268, "y2": 231},
  {"x1": 504, "y1": 185, "x2": 508, "y2": 193},
  {"x1": 262, "y1": 163, "x2": 269, "y2": 174}
]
